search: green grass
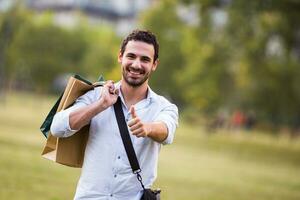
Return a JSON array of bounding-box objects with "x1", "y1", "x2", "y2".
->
[{"x1": 1, "y1": 92, "x2": 300, "y2": 200}]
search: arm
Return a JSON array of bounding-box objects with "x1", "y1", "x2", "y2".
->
[
  {"x1": 51, "y1": 81, "x2": 119, "y2": 137},
  {"x1": 145, "y1": 122, "x2": 168, "y2": 143},
  {"x1": 127, "y1": 105, "x2": 178, "y2": 143},
  {"x1": 69, "y1": 99, "x2": 107, "y2": 130},
  {"x1": 70, "y1": 80, "x2": 119, "y2": 130},
  {"x1": 128, "y1": 113, "x2": 168, "y2": 143}
]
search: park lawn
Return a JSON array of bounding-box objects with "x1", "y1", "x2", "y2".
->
[{"x1": 0, "y1": 92, "x2": 300, "y2": 200}]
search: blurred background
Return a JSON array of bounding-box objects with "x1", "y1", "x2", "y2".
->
[{"x1": 0, "y1": 0, "x2": 300, "y2": 199}]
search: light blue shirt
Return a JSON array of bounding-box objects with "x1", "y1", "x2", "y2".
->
[{"x1": 50, "y1": 82, "x2": 178, "y2": 200}]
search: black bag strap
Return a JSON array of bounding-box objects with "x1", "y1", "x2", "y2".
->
[
  {"x1": 113, "y1": 97, "x2": 145, "y2": 189},
  {"x1": 113, "y1": 97, "x2": 141, "y2": 173}
]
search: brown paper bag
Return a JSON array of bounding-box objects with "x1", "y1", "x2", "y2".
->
[{"x1": 41, "y1": 76, "x2": 95, "y2": 168}]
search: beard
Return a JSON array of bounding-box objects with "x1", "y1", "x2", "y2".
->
[{"x1": 122, "y1": 65, "x2": 151, "y2": 87}]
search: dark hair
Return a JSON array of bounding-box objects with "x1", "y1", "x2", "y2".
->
[{"x1": 120, "y1": 29, "x2": 159, "y2": 62}]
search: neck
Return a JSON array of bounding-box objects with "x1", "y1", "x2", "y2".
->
[{"x1": 120, "y1": 79, "x2": 148, "y2": 108}]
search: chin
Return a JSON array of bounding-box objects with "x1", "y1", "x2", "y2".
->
[
  {"x1": 124, "y1": 77, "x2": 146, "y2": 87},
  {"x1": 122, "y1": 70, "x2": 149, "y2": 87}
]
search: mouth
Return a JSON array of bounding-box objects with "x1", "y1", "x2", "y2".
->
[{"x1": 127, "y1": 67, "x2": 144, "y2": 77}]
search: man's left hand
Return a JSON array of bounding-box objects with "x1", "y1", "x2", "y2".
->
[{"x1": 127, "y1": 106, "x2": 151, "y2": 138}]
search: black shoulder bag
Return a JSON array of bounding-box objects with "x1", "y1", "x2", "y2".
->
[{"x1": 114, "y1": 97, "x2": 161, "y2": 200}]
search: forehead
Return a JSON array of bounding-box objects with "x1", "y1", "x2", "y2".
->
[{"x1": 124, "y1": 40, "x2": 155, "y2": 59}]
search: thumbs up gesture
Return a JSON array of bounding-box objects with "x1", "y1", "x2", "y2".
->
[{"x1": 127, "y1": 106, "x2": 151, "y2": 138}]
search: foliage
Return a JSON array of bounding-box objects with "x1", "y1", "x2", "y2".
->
[
  {"x1": 139, "y1": 0, "x2": 300, "y2": 128},
  {"x1": 141, "y1": 0, "x2": 186, "y2": 105},
  {"x1": 80, "y1": 25, "x2": 120, "y2": 81},
  {"x1": 0, "y1": 8, "x2": 118, "y2": 92},
  {"x1": 1, "y1": 1, "x2": 300, "y2": 128},
  {"x1": 0, "y1": 6, "x2": 29, "y2": 90},
  {"x1": 7, "y1": 16, "x2": 87, "y2": 91}
]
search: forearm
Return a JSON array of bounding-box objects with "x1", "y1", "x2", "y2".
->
[
  {"x1": 69, "y1": 100, "x2": 106, "y2": 130},
  {"x1": 146, "y1": 122, "x2": 168, "y2": 143}
]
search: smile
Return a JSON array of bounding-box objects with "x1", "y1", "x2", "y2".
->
[{"x1": 127, "y1": 68, "x2": 144, "y2": 76}]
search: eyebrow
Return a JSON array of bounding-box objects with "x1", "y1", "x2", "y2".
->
[
  {"x1": 141, "y1": 56, "x2": 151, "y2": 61},
  {"x1": 126, "y1": 53, "x2": 152, "y2": 61},
  {"x1": 126, "y1": 53, "x2": 136, "y2": 57}
]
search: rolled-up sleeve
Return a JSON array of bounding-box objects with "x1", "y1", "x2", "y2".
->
[
  {"x1": 155, "y1": 103, "x2": 178, "y2": 145},
  {"x1": 50, "y1": 88, "x2": 100, "y2": 138},
  {"x1": 50, "y1": 104, "x2": 84, "y2": 138}
]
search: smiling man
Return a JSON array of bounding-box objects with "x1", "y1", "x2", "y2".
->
[{"x1": 51, "y1": 30, "x2": 178, "y2": 200}]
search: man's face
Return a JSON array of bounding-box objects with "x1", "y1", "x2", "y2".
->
[{"x1": 118, "y1": 40, "x2": 158, "y2": 87}]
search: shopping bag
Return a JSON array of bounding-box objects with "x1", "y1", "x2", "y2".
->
[{"x1": 41, "y1": 74, "x2": 104, "y2": 167}]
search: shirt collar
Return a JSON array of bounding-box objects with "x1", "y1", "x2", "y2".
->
[{"x1": 115, "y1": 81, "x2": 157, "y2": 108}]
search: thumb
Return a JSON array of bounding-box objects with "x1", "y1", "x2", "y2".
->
[
  {"x1": 130, "y1": 106, "x2": 137, "y2": 118},
  {"x1": 114, "y1": 88, "x2": 119, "y2": 96}
]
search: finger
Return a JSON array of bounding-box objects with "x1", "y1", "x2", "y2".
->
[
  {"x1": 104, "y1": 80, "x2": 114, "y2": 87},
  {"x1": 114, "y1": 88, "x2": 119, "y2": 96},
  {"x1": 103, "y1": 81, "x2": 113, "y2": 92},
  {"x1": 131, "y1": 127, "x2": 143, "y2": 136},
  {"x1": 104, "y1": 80, "x2": 113, "y2": 87},
  {"x1": 129, "y1": 122, "x2": 142, "y2": 132},
  {"x1": 130, "y1": 106, "x2": 137, "y2": 118},
  {"x1": 127, "y1": 118, "x2": 139, "y2": 127},
  {"x1": 106, "y1": 80, "x2": 114, "y2": 84},
  {"x1": 136, "y1": 132, "x2": 146, "y2": 138},
  {"x1": 135, "y1": 129, "x2": 147, "y2": 137},
  {"x1": 108, "y1": 85, "x2": 115, "y2": 94}
]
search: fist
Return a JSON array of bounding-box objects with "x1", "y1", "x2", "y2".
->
[{"x1": 99, "y1": 80, "x2": 119, "y2": 109}]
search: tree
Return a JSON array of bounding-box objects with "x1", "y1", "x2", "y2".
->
[
  {"x1": 80, "y1": 26, "x2": 119, "y2": 81},
  {"x1": 141, "y1": 0, "x2": 300, "y2": 129},
  {"x1": 6, "y1": 13, "x2": 88, "y2": 92},
  {"x1": 0, "y1": 5, "x2": 29, "y2": 92},
  {"x1": 141, "y1": 0, "x2": 186, "y2": 105}
]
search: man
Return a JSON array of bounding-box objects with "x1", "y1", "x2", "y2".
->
[{"x1": 51, "y1": 29, "x2": 178, "y2": 200}]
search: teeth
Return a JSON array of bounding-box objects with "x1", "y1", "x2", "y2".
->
[{"x1": 129, "y1": 70, "x2": 141, "y2": 75}]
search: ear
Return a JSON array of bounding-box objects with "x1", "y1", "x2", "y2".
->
[
  {"x1": 151, "y1": 59, "x2": 159, "y2": 71},
  {"x1": 118, "y1": 51, "x2": 122, "y2": 63}
]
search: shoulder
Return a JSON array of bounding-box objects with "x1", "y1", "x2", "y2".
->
[
  {"x1": 77, "y1": 86, "x2": 103, "y2": 103},
  {"x1": 150, "y1": 90, "x2": 177, "y2": 109},
  {"x1": 93, "y1": 86, "x2": 102, "y2": 98}
]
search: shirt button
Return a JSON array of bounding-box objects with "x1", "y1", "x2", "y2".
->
[
  {"x1": 117, "y1": 156, "x2": 121, "y2": 159},
  {"x1": 114, "y1": 174, "x2": 117, "y2": 178},
  {"x1": 110, "y1": 194, "x2": 113, "y2": 197}
]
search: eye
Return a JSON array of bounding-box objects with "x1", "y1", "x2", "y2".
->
[
  {"x1": 141, "y1": 56, "x2": 151, "y2": 63},
  {"x1": 126, "y1": 53, "x2": 136, "y2": 59}
]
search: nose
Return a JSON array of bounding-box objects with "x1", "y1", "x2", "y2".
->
[{"x1": 131, "y1": 59, "x2": 142, "y2": 69}]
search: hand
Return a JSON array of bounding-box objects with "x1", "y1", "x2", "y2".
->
[
  {"x1": 127, "y1": 106, "x2": 151, "y2": 138},
  {"x1": 99, "y1": 80, "x2": 119, "y2": 109}
]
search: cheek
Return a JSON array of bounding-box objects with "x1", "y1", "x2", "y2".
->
[
  {"x1": 123, "y1": 59, "x2": 132, "y2": 67},
  {"x1": 121, "y1": 60, "x2": 128, "y2": 69}
]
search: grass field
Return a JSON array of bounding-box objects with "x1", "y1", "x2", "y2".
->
[{"x1": 1, "y1": 92, "x2": 300, "y2": 200}]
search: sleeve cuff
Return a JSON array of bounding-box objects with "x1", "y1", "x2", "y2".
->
[
  {"x1": 50, "y1": 104, "x2": 82, "y2": 138},
  {"x1": 160, "y1": 120, "x2": 175, "y2": 145}
]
